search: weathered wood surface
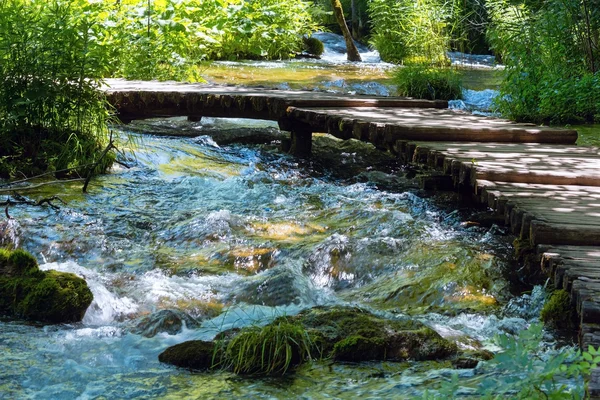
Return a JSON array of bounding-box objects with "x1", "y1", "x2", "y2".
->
[
  {"x1": 104, "y1": 79, "x2": 447, "y2": 121},
  {"x1": 288, "y1": 106, "x2": 578, "y2": 144},
  {"x1": 103, "y1": 79, "x2": 578, "y2": 145}
]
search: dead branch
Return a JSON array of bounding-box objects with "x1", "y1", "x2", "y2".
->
[
  {"x1": 83, "y1": 131, "x2": 117, "y2": 193},
  {"x1": 1, "y1": 194, "x2": 67, "y2": 219}
]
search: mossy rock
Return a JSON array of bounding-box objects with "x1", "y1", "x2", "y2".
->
[
  {"x1": 159, "y1": 306, "x2": 458, "y2": 375},
  {"x1": 0, "y1": 248, "x2": 93, "y2": 323},
  {"x1": 295, "y1": 306, "x2": 457, "y2": 362},
  {"x1": 302, "y1": 36, "x2": 325, "y2": 57},
  {"x1": 158, "y1": 340, "x2": 216, "y2": 370},
  {"x1": 540, "y1": 289, "x2": 575, "y2": 329}
]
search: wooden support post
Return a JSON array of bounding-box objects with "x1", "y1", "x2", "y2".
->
[
  {"x1": 278, "y1": 118, "x2": 313, "y2": 157},
  {"x1": 289, "y1": 129, "x2": 312, "y2": 157}
]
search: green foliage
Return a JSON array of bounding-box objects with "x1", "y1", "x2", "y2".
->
[
  {"x1": 0, "y1": 0, "x2": 113, "y2": 178},
  {"x1": 368, "y1": 0, "x2": 456, "y2": 64},
  {"x1": 393, "y1": 65, "x2": 463, "y2": 100},
  {"x1": 424, "y1": 323, "x2": 597, "y2": 399},
  {"x1": 219, "y1": 320, "x2": 316, "y2": 376},
  {"x1": 487, "y1": 0, "x2": 600, "y2": 123},
  {"x1": 107, "y1": 0, "x2": 319, "y2": 80}
]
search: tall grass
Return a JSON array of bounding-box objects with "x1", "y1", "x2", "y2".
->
[
  {"x1": 217, "y1": 320, "x2": 316, "y2": 376},
  {"x1": 487, "y1": 0, "x2": 600, "y2": 123},
  {"x1": 0, "y1": 0, "x2": 113, "y2": 178},
  {"x1": 368, "y1": 0, "x2": 456, "y2": 65},
  {"x1": 393, "y1": 65, "x2": 463, "y2": 100}
]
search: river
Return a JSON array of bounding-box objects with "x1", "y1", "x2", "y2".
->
[{"x1": 0, "y1": 33, "x2": 587, "y2": 399}]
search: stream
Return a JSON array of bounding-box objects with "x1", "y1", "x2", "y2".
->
[{"x1": 0, "y1": 34, "x2": 589, "y2": 399}]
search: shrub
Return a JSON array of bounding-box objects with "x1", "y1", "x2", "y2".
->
[
  {"x1": 0, "y1": 0, "x2": 113, "y2": 178},
  {"x1": 487, "y1": 0, "x2": 600, "y2": 123},
  {"x1": 393, "y1": 65, "x2": 463, "y2": 100},
  {"x1": 368, "y1": 0, "x2": 455, "y2": 65}
]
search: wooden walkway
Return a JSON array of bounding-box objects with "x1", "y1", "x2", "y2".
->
[
  {"x1": 104, "y1": 79, "x2": 577, "y2": 156},
  {"x1": 104, "y1": 80, "x2": 600, "y2": 391}
]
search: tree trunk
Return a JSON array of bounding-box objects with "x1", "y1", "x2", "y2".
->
[
  {"x1": 330, "y1": 0, "x2": 362, "y2": 62},
  {"x1": 350, "y1": 0, "x2": 359, "y2": 40}
]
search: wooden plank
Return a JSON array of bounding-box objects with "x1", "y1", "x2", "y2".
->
[{"x1": 530, "y1": 220, "x2": 600, "y2": 246}]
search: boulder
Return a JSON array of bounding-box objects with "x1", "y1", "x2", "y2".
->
[
  {"x1": 0, "y1": 248, "x2": 93, "y2": 323},
  {"x1": 297, "y1": 306, "x2": 457, "y2": 362},
  {"x1": 158, "y1": 340, "x2": 216, "y2": 370},
  {"x1": 159, "y1": 306, "x2": 458, "y2": 375}
]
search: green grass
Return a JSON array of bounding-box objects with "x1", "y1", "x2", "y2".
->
[{"x1": 393, "y1": 64, "x2": 463, "y2": 101}]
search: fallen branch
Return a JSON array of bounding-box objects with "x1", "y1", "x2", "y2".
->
[
  {"x1": 2, "y1": 195, "x2": 66, "y2": 219},
  {"x1": 83, "y1": 131, "x2": 117, "y2": 193}
]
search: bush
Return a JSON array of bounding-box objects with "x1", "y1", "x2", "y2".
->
[
  {"x1": 487, "y1": 0, "x2": 600, "y2": 123},
  {"x1": 303, "y1": 36, "x2": 325, "y2": 57},
  {"x1": 0, "y1": 0, "x2": 113, "y2": 178},
  {"x1": 393, "y1": 65, "x2": 463, "y2": 100},
  {"x1": 368, "y1": 0, "x2": 456, "y2": 65}
]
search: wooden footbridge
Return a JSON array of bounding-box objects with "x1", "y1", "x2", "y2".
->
[{"x1": 105, "y1": 79, "x2": 600, "y2": 393}]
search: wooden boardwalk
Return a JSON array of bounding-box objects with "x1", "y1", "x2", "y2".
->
[
  {"x1": 104, "y1": 79, "x2": 577, "y2": 156},
  {"x1": 105, "y1": 80, "x2": 600, "y2": 389}
]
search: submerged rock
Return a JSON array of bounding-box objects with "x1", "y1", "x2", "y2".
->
[
  {"x1": 233, "y1": 268, "x2": 307, "y2": 306},
  {"x1": 0, "y1": 248, "x2": 93, "y2": 323},
  {"x1": 159, "y1": 306, "x2": 458, "y2": 375},
  {"x1": 123, "y1": 117, "x2": 286, "y2": 145},
  {"x1": 130, "y1": 309, "x2": 200, "y2": 337},
  {"x1": 158, "y1": 340, "x2": 216, "y2": 370}
]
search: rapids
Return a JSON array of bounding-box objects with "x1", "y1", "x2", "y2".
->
[{"x1": 0, "y1": 33, "x2": 587, "y2": 399}]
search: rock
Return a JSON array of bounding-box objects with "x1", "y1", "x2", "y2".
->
[
  {"x1": 159, "y1": 306, "x2": 458, "y2": 374},
  {"x1": 0, "y1": 248, "x2": 93, "y2": 323},
  {"x1": 297, "y1": 306, "x2": 458, "y2": 362},
  {"x1": 311, "y1": 135, "x2": 399, "y2": 179},
  {"x1": 452, "y1": 350, "x2": 494, "y2": 369},
  {"x1": 158, "y1": 340, "x2": 216, "y2": 370},
  {"x1": 540, "y1": 289, "x2": 575, "y2": 329},
  {"x1": 123, "y1": 117, "x2": 286, "y2": 145},
  {"x1": 130, "y1": 309, "x2": 200, "y2": 337},
  {"x1": 233, "y1": 268, "x2": 306, "y2": 306}
]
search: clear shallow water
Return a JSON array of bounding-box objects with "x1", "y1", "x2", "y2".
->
[{"x1": 0, "y1": 130, "x2": 570, "y2": 399}]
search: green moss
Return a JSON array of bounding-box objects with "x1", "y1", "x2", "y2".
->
[
  {"x1": 540, "y1": 289, "x2": 574, "y2": 329},
  {"x1": 0, "y1": 248, "x2": 93, "y2": 323},
  {"x1": 297, "y1": 306, "x2": 456, "y2": 362},
  {"x1": 0, "y1": 248, "x2": 40, "y2": 277},
  {"x1": 302, "y1": 37, "x2": 324, "y2": 57},
  {"x1": 332, "y1": 335, "x2": 386, "y2": 361},
  {"x1": 160, "y1": 306, "x2": 458, "y2": 374}
]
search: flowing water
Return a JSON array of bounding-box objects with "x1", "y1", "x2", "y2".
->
[{"x1": 0, "y1": 34, "x2": 588, "y2": 399}]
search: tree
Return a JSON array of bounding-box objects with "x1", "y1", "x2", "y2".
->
[{"x1": 330, "y1": 0, "x2": 362, "y2": 61}]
